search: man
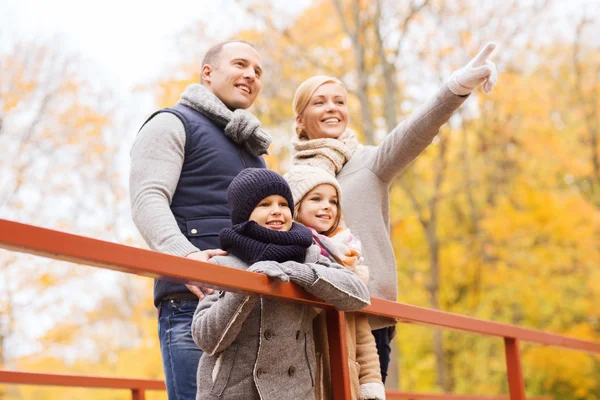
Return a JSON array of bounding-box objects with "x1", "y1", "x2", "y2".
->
[{"x1": 130, "y1": 41, "x2": 269, "y2": 399}]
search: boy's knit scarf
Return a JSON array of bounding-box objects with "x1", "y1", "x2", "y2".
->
[
  {"x1": 291, "y1": 129, "x2": 359, "y2": 175},
  {"x1": 219, "y1": 221, "x2": 313, "y2": 264},
  {"x1": 179, "y1": 84, "x2": 271, "y2": 157}
]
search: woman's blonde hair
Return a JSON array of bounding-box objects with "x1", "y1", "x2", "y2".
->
[{"x1": 292, "y1": 75, "x2": 346, "y2": 139}]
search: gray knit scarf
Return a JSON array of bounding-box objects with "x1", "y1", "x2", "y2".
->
[
  {"x1": 179, "y1": 84, "x2": 272, "y2": 156},
  {"x1": 291, "y1": 129, "x2": 359, "y2": 175}
]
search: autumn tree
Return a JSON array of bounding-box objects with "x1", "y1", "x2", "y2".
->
[{"x1": 0, "y1": 37, "x2": 163, "y2": 399}]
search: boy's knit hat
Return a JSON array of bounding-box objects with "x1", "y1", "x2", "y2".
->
[
  {"x1": 283, "y1": 165, "x2": 342, "y2": 205},
  {"x1": 228, "y1": 168, "x2": 295, "y2": 225}
]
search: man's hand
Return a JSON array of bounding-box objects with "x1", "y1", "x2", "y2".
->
[
  {"x1": 185, "y1": 249, "x2": 228, "y2": 299},
  {"x1": 448, "y1": 42, "x2": 498, "y2": 96}
]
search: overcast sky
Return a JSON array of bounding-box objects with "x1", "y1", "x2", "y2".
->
[
  {"x1": 2, "y1": 1, "x2": 237, "y2": 88},
  {"x1": 2, "y1": 0, "x2": 310, "y2": 92}
]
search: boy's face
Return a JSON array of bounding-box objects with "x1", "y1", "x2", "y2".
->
[
  {"x1": 249, "y1": 195, "x2": 293, "y2": 231},
  {"x1": 297, "y1": 184, "x2": 338, "y2": 234}
]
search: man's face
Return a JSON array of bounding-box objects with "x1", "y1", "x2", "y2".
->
[{"x1": 201, "y1": 42, "x2": 263, "y2": 110}]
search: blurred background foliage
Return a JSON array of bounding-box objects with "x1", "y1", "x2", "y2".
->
[{"x1": 1, "y1": 0, "x2": 599, "y2": 398}]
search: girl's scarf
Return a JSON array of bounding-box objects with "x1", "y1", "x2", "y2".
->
[
  {"x1": 219, "y1": 221, "x2": 313, "y2": 264},
  {"x1": 309, "y1": 227, "x2": 363, "y2": 267},
  {"x1": 291, "y1": 129, "x2": 359, "y2": 175},
  {"x1": 179, "y1": 84, "x2": 271, "y2": 157},
  {"x1": 309, "y1": 227, "x2": 369, "y2": 283}
]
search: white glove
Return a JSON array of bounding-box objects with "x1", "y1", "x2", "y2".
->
[{"x1": 447, "y1": 42, "x2": 498, "y2": 96}]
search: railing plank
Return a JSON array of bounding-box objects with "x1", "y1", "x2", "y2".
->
[
  {"x1": 0, "y1": 219, "x2": 330, "y2": 308},
  {"x1": 0, "y1": 370, "x2": 164, "y2": 390},
  {"x1": 1, "y1": 219, "x2": 598, "y2": 356},
  {"x1": 364, "y1": 298, "x2": 600, "y2": 354},
  {"x1": 0, "y1": 371, "x2": 555, "y2": 400},
  {"x1": 386, "y1": 393, "x2": 552, "y2": 400}
]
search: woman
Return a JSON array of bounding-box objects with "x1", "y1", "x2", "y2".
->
[{"x1": 290, "y1": 43, "x2": 498, "y2": 382}]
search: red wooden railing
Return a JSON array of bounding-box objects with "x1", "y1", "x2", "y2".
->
[
  {"x1": 0, "y1": 370, "x2": 553, "y2": 400},
  {"x1": 0, "y1": 219, "x2": 598, "y2": 399},
  {"x1": 0, "y1": 370, "x2": 164, "y2": 400}
]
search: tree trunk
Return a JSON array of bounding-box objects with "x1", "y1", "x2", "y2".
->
[
  {"x1": 332, "y1": 0, "x2": 376, "y2": 145},
  {"x1": 374, "y1": 0, "x2": 398, "y2": 132},
  {"x1": 428, "y1": 132, "x2": 452, "y2": 391}
]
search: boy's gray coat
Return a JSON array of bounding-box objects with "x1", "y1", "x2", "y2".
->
[{"x1": 191, "y1": 245, "x2": 370, "y2": 400}]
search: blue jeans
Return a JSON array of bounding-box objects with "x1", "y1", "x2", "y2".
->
[{"x1": 158, "y1": 298, "x2": 203, "y2": 400}]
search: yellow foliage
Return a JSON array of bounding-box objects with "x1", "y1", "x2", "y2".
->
[{"x1": 6, "y1": 2, "x2": 600, "y2": 399}]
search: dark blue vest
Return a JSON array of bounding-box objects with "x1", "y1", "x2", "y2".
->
[{"x1": 141, "y1": 103, "x2": 266, "y2": 306}]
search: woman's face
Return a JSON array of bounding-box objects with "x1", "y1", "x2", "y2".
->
[{"x1": 297, "y1": 83, "x2": 349, "y2": 140}]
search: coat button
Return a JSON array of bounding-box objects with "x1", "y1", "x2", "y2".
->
[
  {"x1": 296, "y1": 331, "x2": 301, "y2": 340},
  {"x1": 191, "y1": 228, "x2": 198, "y2": 234},
  {"x1": 264, "y1": 330, "x2": 274, "y2": 340},
  {"x1": 288, "y1": 366, "x2": 296, "y2": 377},
  {"x1": 256, "y1": 368, "x2": 264, "y2": 378}
]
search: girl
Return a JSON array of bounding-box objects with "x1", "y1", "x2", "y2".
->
[
  {"x1": 285, "y1": 165, "x2": 386, "y2": 400},
  {"x1": 191, "y1": 168, "x2": 370, "y2": 400}
]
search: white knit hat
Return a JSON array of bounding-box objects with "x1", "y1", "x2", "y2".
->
[{"x1": 283, "y1": 165, "x2": 342, "y2": 205}]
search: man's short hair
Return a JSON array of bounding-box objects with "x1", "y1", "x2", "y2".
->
[{"x1": 200, "y1": 40, "x2": 255, "y2": 82}]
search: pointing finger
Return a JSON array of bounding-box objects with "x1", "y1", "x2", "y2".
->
[
  {"x1": 471, "y1": 65, "x2": 492, "y2": 79},
  {"x1": 471, "y1": 42, "x2": 496, "y2": 67}
]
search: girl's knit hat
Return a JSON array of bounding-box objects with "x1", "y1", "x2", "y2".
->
[
  {"x1": 228, "y1": 168, "x2": 295, "y2": 225},
  {"x1": 283, "y1": 165, "x2": 342, "y2": 205}
]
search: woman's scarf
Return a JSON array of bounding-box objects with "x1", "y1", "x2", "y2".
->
[
  {"x1": 291, "y1": 129, "x2": 359, "y2": 175},
  {"x1": 179, "y1": 84, "x2": 271, "y2": 157},
  {"x1": 219, "y1": 221, "x2": 313, "y2": 264}
]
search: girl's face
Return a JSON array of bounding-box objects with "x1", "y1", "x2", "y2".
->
[
  {"x1": 297, "y1": 184, "x2": 339, "y2": 234},
  {"x1": 249, "y1": 195, "x2": 293, "y2": 231},
  {"x1": 296, "y1": 83, "x2": 349, "y2": 140}
]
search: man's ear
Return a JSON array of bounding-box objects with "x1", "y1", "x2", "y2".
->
[{"x1": 201, "y1": 65, "x2": 213, "y2": 83}]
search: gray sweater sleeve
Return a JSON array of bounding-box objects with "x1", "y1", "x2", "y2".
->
[
  {"x1": 283, "y1": 246, "x2": 371, "y2": 312},
  {"x1": 129, "y1": 112, "x2": 200, "y2": 257},
  {"x1": 192, "y1": 289, "x2": 259, "y2": 356},
  {"x1": 367, "y1": 85, "x2": 469, "y2": 183}
]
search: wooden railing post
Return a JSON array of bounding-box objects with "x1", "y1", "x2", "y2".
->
[
  {"x1": 505, "y1": 338, "x2": 526, "y2": 400},
  {"x1": 131, "y1": 388, "x2": 145, "y2": 400},
  {"x1": 326, "y1": 309, "x2": 351, "y2": 400}
]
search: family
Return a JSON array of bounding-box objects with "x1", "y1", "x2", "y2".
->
[{"x1": 129, "y1": 40, "x2": 498, "y2": 400}]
